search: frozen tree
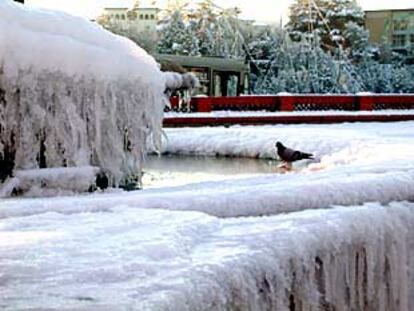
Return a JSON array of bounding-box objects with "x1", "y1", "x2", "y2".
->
[
  {"x1": 183, "y1": 1, "x2": 247, "y2": 58},
  {"x1": 286, "y1": 0, "x2": 365, "y2": 52},
  {"x1": 251, "y1": 27, "x2": 414, "y2": 95},
  {"x1": 357, "y1": 59, "x2": 414, "y2": 93},
  {"x1": 247, "y1": 26, "x2": 284, "y2": 92},
  {"x1": 325, "y1": 0, "x2": 365, "y2": 49},
  {"x1": 97, "y1": 15, "x2": 158, "y2": 53},
  {"x1": 286, "y1": 0, "x2": 329, "y2": 43},
  {"x1": 253, "y1": 34, "x2": 341, "y2": 94},
  {"x1": 342, "y1": 21, "x2": 370, "y2": 59},
  {"x1": 213, "y1": 7, "x2": 246, "y2": 58},
  {"x1": 156, "y1": 0, "x2": 255, "y2": 58},
  {"x1": 250, "y1": 27, "x2": 375, "y2": 94},
  {"x1": 158, "y1": 10, "x2": 200, "y2": 55},
  {"x1": 187, "y1": 0, "x2": 219, "y2": 56}
]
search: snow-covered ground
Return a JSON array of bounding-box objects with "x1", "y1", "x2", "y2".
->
[{"x1": 2, "y1": 121, "x2": 414, "y2": 310}]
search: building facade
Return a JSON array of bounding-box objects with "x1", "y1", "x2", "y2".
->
[
  {"x1": 101, "y1": 1, "x2": 159, "y2": 33},
  {"x1": 365, "y1": 9, "x2": 414, "y2": 59}
]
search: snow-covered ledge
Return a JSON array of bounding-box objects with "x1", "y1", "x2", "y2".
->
[
  {"x1": 0, "y1": 0, "x2": 167, "y2": 185},
  {"x1": 1, "y1": 201, "x2": 413, "y2": 310}
]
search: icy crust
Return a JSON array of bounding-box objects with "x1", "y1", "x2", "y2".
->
[
  {"x1": 0, "y1": 167, "x2": 99, "y2": 198},
  {"x1": 1, "y1": 202, "x2": 413, "y2": 310},
  {"x1": 0, "y1": 0, "x2": 166, "y2": 184}
]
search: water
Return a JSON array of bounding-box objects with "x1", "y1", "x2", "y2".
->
[{"x1": 142, "y1": 155, "x2": 282, "y2": 188}]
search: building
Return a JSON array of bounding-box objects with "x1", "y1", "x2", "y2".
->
[
  {"x1": 156, "y1": 54, "x2": 250, "y2": 97},
  {"x1": 365, "y1": 9, "x2": 414, "y2": 59},
  {"x1": 101, "y1": 1, "x2": 159, "y2": 33}
]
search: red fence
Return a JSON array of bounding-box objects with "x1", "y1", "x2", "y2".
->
[
  {"x1": 169, "y1": 94, "x2": 414, "y2": 113},
  {"x1": 164, "y1": 114, "x2": 414, "y2": 127}
]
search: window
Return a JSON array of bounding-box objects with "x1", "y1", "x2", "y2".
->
[
  {"x1": 121, "y1": 14, "x2": 125, "y2": 20},
  {"x1": 392, "y1": 34, "x2": 406, "y2": 47},
  {"x1": 150, "y1": 14, "x2": 155, "y2": 20},
  {"x1": 127, "y1": 11, "x2": 137, "y2": 20},
  {"x1": 115, "y1": 14, "x2": 119, "y2": 19},
  {"x1": 140, "y1": 14, "x2": 143, "y2": 19},
  {"x1": 145, "y1": 14, "x2": 149, "y2": 20},
  {"x1": 411, "y1": 34, "x2": 414, "y2": 45},
  {"x1": 393, "y1": 19, "x2": 408, "y2": 31}
]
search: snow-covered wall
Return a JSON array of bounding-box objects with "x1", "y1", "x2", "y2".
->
[{"x1": 0, "y1": 0, "x2": 166, "y2": 184}]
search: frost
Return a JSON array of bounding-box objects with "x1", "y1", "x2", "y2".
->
[{"x1": 0, "y1": 0, "x2": 167, "y2": 185}]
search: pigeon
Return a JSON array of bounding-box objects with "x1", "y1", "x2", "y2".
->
[{"x1": 275, "y1": 142, "x2": 314, "y2": 168}]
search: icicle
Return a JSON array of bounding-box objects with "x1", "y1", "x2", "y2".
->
[{"x1": 0, "y1": 0, "x2": 167, "y2": 187}]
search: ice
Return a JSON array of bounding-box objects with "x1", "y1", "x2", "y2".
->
[
  {"x1": 0, "y1": 167, "x2": 99, "y2": 198},
  {"x1": 0, "y1": 0, "x2": 166, "y2": 185}
]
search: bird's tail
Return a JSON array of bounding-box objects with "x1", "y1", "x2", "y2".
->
[{"x1": 302, "y1": 152, "x2": 314, "y2": 160}]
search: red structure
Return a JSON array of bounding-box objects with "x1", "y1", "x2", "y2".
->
[
  {"x1": 165, "y1": 94, "x2": 414, "y2": 127},
  {"x1": 171, "y1": 94, "x2": 414, "y2": 113}
]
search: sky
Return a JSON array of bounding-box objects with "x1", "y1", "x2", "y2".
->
[{"x1": 25, "y1": 0, "x2": 414, "y2": 24}]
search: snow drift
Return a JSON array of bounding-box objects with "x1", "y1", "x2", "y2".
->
[{"x1": 0, "y1": 0, "x2": 168, "y2": 185}]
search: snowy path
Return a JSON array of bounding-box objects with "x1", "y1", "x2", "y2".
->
[{"x1": 2, "y1": 121, "x2": 414, "y2": 310}]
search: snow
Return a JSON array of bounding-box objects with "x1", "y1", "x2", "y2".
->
[
  {"x1": 0, "y1": 167, "x2": 99, "y2": 198},
  {"x1": 0, "y1": 1, "x2": 160, "y2": 82},
  {"x1": 0, "y1": 0, "x2": 167, "y2": 185},
  {"x1": 1, "y1": 202, "x2": 414, "y2": 310},
  {"x1": 2, "y1": 1, "x2": 414, "y2": 308},
  {"x1": 2, "y1": 119, "x2": 414, "y2": 309}
]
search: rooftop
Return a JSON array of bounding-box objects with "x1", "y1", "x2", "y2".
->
[
  {"x1": 104, "y1": 0, "x2": 159, "y2": 10},
  {"x1": 364, "y1": 8, "x2": 414, "y2": 13}
]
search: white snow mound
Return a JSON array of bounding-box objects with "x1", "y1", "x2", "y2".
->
[{"x1": 0, "y1": 0, "x2": 167, "y2": 185}]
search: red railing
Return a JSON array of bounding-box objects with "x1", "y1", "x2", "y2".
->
[
  {"x1": 164, "y1": 114, "x2": 414, "y2": 127},
  {"x1": 169, "y1": 94, "x2": 414, "y2": 113}
]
